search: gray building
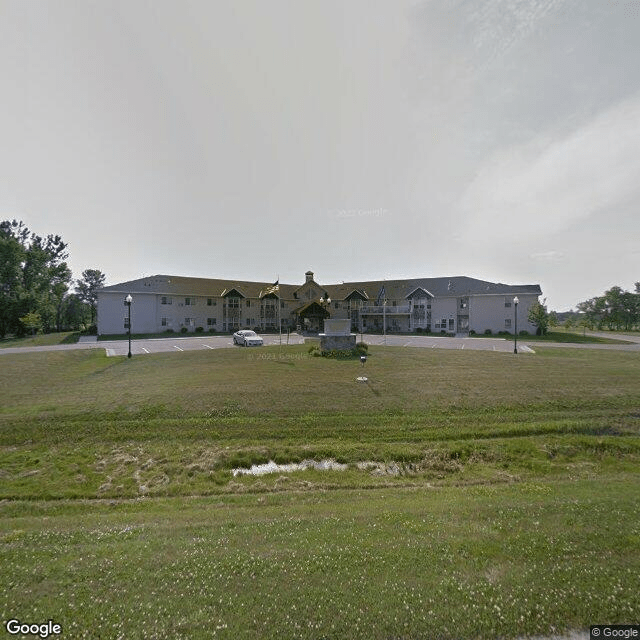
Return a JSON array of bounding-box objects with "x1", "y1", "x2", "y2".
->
[{"x1": 97, "y1": 271, "x2": 542, "y2": 336}]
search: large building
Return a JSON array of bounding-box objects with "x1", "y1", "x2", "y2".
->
[{"x1": 97, "y1": 271, "x2": 542, "y2": 336}]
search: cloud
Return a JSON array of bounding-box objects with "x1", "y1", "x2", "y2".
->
[
  {"x1": 458, "y1": 93, "x2": 640, "y2": 241},
  {"x1": 529, "y1": 250, "x2": 564, "y2": 261}
]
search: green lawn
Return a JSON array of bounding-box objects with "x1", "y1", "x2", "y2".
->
[
  {"x1": 1, "y1": 345, "x2": 639, "y2": 638},
  {"x1": 0, "y1": 331, "x2": 81, "y2": 348}
]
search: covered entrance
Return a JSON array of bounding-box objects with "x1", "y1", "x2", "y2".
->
[{"x1": 295, "y1": 301, "x2": 330, "y2": 334}]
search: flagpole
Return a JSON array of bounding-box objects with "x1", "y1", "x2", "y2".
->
[{"x1": 278, "y1": 275, "x2": 282, "y2": 347}]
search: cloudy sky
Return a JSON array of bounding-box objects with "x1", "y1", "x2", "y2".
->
[{"x1": 1, "y1": 0, "x2": 639, "y2": 310}]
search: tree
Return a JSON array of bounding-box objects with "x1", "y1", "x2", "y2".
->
[
  {"x1": 75, "y1": 269, "x2": 106, "y2": 325},
  {"x1": 527, "y1": 299, "x2": 550, "y2": 335},
  {"x1": 0, "y1": 219, "x2": 73, "y2": 336},
  {"x1": 19, "y1": 311, "x2": 42, "y2": 336}
]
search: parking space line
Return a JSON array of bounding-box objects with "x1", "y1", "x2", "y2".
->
[
  {"x1": 204, "y1": 344, "x2": 214, "y2": 349},
  {"x1": 173, "y1": 345, "x2": 183, "y2": 351},
  {"x1": 142, "y1": 347, "x2": 150, "y2": 353}
]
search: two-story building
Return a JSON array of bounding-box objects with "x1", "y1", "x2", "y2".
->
[{"x1": 97, "y1": 270, "x2": 542, "y2": 336}]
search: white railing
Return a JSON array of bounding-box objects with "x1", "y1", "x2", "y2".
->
[{"x1": 361, "y1": 305, "x2": 410, "y2": 314}]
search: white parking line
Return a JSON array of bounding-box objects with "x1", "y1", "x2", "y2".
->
[
  {"x1": 174, "y1": 345, "x2": 183, "y2": 351},
  {"x1": 204, "y1": 344, "x2": 214, "y2": 349},
  {"x1": 141, "y1": 347, "x2": 150, "y2": 353},
  {"x1": 403, "y1": 342, "x2": 412, "y2": 347},
  {"x1": 461, "y1": 344, "x2": 465, "y2": 349}
]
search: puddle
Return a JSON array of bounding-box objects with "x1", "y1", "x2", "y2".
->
[{"x1": 232, "y1": 459, "x2": 406, "y2": 477}]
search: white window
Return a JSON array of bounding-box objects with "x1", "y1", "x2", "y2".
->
[
  {"x1": 161, "y1": 317, "x2": 169, "y2": 327},
  {"x1": 207, "y1": 318, "x2": 216, "y2": 326},
  {"x1": 505, "y1": 318, "x2": 512, "y2": 328},
  {"x1": 504, "y1": 297, "x2": 512, "y2": 308},
  {"x1": 185, "y1": 297, "x2": 195, "y2": 306},
  {"x1": 161, "y1": 296, "x2": 172, "y2": 305},
  {"x1": 124, "y1": 317, "x2": 130, "y2": 329},
  {"x1": 207, "y1": 298, "x2": 216, "y2": 306},
  {"x1": 184, "y1": 317, "x2": 194, "y2": 327}
]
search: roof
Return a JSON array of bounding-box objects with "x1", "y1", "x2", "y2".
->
[{"x1": 98, "y1": 274, "x2": 542, "y2": 300}]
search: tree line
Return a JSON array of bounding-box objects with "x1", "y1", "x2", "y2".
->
[
  {"x1": 573, "y1": 284, "x2": 640, "y2": 331},
  {"x1": 0, "y1": 219, "x2": 105, "y2": 338}
]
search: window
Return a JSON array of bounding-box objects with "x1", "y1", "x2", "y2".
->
[
  {"x1": 161, "y1": 317, "x2": 169, "y2": 327},
  {"x1": 185, "y1": 297, "x2": 195, "y2": 306},
  {"x1": 184, "y1": 317, "x2": 194, "y2": 327},
  {"x1": 207, "y1": 318, "x2": 216, "y2": 327},
  {"x1": 161, "y1": 296, "x2": 172, "y2": 305},
  {"x1": 505, "y1": 297, "x2": 512, "y2": 308},
  {"x1": 505, "y1": 318, "x2": 512, "y2": 328},
  {"x1": 124, "y1": 317, "x2": 130, "y2": 329},
  {"x1": 246, "y1": 299, "x2": 251, "y2": 307},
  {"x1": 449, "y1": 319, "x2": 454, "y2": 330},
  {"x1": 207, "y1": 298, "x2": 216, "y2": 306}
]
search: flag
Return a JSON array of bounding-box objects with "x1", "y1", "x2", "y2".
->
[{"x1": 266, "y1": 279, "x2": 279, "y2": 295}]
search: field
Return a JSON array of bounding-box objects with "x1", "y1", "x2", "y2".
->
[{"x1": 1, "y1": 344, "x2": 639, "y2": 638}]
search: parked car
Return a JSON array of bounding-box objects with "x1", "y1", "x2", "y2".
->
[{"x1": 232, "y1": 329, "x2": 264, "y2": 346}]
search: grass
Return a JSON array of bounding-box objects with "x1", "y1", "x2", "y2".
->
[
  {"x1": 473, "y1": 329, "x2": 634, "y2": 344},
  {"x1": 0, "y1": 331, "x2": 81, "y2": 348},
  {"x1": 1, "y1": 345, "x2": 639, "y2": 638}
]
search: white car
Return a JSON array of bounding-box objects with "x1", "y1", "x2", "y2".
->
[{"x1": 232, "y1": 329, "x2": 264, "y2": 346}]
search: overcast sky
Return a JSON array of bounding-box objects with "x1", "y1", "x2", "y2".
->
[{"x1": 1, "y1": 0, "x2": 639, "y2": 310}]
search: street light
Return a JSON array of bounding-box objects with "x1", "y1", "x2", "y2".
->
[
  {"x1": 319, "y1": 296, "x2": 331, "y2": 333},
  {"x1": 513, "y1": 296, "x2": 519, "y2": 354},
  {"x1": 125, "y1": 294, "x2": 132, "y2": 358}
]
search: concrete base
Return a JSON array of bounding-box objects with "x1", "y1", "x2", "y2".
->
[{"x1": 319, "y1": 333, "x2": 357, "y2": 352}]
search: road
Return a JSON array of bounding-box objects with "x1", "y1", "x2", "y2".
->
[{"x1": 1, "y1": 332, "x2": 638, "y2": 357}]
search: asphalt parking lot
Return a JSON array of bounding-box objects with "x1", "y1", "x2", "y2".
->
[{"x1": 2, "y1": 332, "x2": 638, "y2": 357}]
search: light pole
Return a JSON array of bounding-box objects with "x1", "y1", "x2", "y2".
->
[
  {"x1": 125, "y1": 294, "x2": 132, "y2": 358},
  {"x1": 513, "y1": 296, "x2": 519, "y2": 354},
  {"x1": 319, "y1": 296, "x2": 331, "y2": 333}
]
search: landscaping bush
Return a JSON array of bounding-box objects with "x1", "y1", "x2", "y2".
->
[
  {"x1": 519, "y1": 330, "x2": 529, "y2": 336},
  {"x1": 484, "y1": 329, "x2": 492, "y2": 336},
  {"x1": 180, "y1": 327, "x2": 188, "y2": 334},
  {"x1": 195, "y1": 326, "x2": 204, "y2": 333}
]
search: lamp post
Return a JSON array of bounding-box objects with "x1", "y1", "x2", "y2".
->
[
  {"x1": 513, "y1": 296, "x2": 519, "y2": 354},
  {"x1": 125, "y1": 294, "x2": 132, "y2": 358},
  {"x1": 319, "y1": 296, "x2": 331, "y2": 333}
]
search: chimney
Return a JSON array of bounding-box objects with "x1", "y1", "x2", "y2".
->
[{"x1": 305, "y1": 271, "x2": 314, "y2": 283}]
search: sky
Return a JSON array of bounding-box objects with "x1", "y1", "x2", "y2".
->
[{"x1": 1, "y1": 0, "x2": 639, "y2": 311}]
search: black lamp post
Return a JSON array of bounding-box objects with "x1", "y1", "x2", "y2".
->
[
  {"x1": 125, "y1": 294, "x2": 132, "y2": 358},
  {"x1": 319, "y1": 296, "x2": 331, "y2": 332},
  {"x1": 513, "y1": 296, "x2": 519, "y2": 354}
]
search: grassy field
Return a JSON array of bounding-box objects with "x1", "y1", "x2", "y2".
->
[
  {"x1": 0, "y1": 331, "x2": 81, "y2": 348},
  {"x1": 1, "y1": 345, "x2": 639, "y2": 638}
]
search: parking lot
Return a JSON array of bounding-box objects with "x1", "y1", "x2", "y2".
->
[
  {"x1": 3, "y1": 332, "x2": 638, "y2": 358},
  {"x1": 96, "y1": 333, "x2": 532, "y2": 357}
]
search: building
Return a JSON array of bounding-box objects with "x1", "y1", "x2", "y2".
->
[{"x1": 97, "y1": 271, "x2": 542, "y2": 336}]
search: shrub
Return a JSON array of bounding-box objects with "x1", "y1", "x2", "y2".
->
[
  {"x1": 416, "y1": 327, "x2": 423, "y2": 333},
  {"x1": 195, "y1": 326, "x2": 204, "y2": 333},
  {"x1": 180, "y1": 327, "x2": 188, "y2": 334},
  {"x1": 519, "y1": 330, "x2": 529, "y2": 336},
  {"x1": 469, "y1": 330, "x2": 476, "y2": 336},
  {"x1": 484, "y1": 329, "x2": 492, "y2": 336}
]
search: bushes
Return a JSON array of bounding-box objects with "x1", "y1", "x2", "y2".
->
[{"x1": 308, "y1": 342, "x2": 369, "y2": 359}]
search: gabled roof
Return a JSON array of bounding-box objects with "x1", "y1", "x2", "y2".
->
[{"x1": 98, "y1": 274, "x2": 542, "y2": 300}]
